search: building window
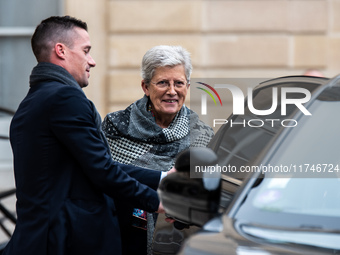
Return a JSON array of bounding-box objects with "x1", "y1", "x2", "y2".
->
[{"x1": 0, "y1": 0, "x2": 63, "y2": 111}]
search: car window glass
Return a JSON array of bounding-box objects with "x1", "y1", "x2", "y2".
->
[
  {"x1": 268, "y1": 100, "x2": 340, "y2": 178},
  {"x1": 210, "y1": 82, "x2": 320, "y2": 181},
  {"x1": 235, "y1": 89, "x2": 340, "y2": 229},
  {"x1": 253, "y1": 177, "x2": 340, "y2": 217}
]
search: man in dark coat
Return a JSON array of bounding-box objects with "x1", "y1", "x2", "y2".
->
[{"x1": 3, "y1": 16, "x2": 168, "y2": 255}]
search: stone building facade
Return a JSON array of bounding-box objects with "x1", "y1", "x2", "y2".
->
[{"x1": 66, "y1": 0, "x2": 340, "y2": 118}]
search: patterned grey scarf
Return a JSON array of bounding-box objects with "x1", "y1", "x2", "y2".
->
[{"x1": 102, "y1": 95, "x2": 213, "y2": 171}]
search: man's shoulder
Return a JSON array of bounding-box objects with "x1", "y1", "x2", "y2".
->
[
  {"x1": 35, "y1": 81, "x2": 86, "y2": 101},
  {"x1": 42, "y1": 80, "x2": 81, "y2": 92},
  {"x1": 27, "y1": 81, "x2": 89, "y2": 118}
]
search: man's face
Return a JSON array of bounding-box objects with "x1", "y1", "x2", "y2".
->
[{"x1": 65, "y1": 27, "x2": 96, "y2": 88}]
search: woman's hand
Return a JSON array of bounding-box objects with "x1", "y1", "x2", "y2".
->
[
  {"x1": 156, "y1": 202, "x2": 165, "y2": 213},
  {"x1": 167, "y1": 167, "x2": 177, "y2": 175}
]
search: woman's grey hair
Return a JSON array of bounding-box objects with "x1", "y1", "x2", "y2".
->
[{"x1": 141, "y1": 45, "x2": 192, "y2": 85}]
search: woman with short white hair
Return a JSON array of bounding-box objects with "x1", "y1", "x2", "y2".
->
[{"x1": 102, "y1": 45, "x2": 214, "y2": 255}]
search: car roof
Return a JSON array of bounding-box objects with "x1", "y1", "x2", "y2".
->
[{"x1": 256, "y1": 75, "x2": 329, "y2": 90}]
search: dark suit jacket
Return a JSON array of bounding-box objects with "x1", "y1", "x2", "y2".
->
[{"x1": 4, "y1": 78, "x2": 161, "y2": 255}]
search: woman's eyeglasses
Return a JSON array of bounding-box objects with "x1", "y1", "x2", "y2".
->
[{"x1": 151, "y1": 80, "x2": 188, "y2": 89}]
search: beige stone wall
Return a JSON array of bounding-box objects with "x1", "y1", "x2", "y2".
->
[
  {"x1": 65, "y1": 0, "x2": 107, "y2": 115},
  {"x1": 66, "y1": 0, "x2": 340, "y2": 119}
]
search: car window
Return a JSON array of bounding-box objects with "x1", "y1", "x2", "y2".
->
[
  {"x1": 268, "y1": 99, "x2": 340, "y2": 179},
  {"x1": 235, "y1": 86, "x2": 340, "y2": 229},
  {"x1": 209, "y1": 79, "x2": 326, "y2": 209},
  {"x1": 253, "y1": 178, "x2": 340, "y2": 217},
  {"x1": 209, "y1": 81, "x2": 321, "y2": 180}
]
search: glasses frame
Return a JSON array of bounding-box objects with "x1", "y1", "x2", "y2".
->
[{"x1": 150, "y1": 79, "x2": 189, "y2": 89}]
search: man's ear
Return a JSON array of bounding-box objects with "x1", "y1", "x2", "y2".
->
[
  {"x1": 55, "y1": 43, "x2": 66, "y2": 59},
  {"x1": 141, "y1": 80, "x2": 150, "y2": 96}
]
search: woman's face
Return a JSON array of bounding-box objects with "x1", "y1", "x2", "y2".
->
[{"x1": 142, "y1": 65, "x2": 189, "y2": 121}]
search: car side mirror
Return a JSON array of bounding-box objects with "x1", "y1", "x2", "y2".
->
[
  {"x1": 158, "y1": 147, "x2": 221, "y2": 227},
  {"x1": 175, "y1": 147, "x2": 218, "y2": 174}
]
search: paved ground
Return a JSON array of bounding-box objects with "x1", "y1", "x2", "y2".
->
[{"x1": 0, "y1": 116, "x2": 16, "y2": 245}]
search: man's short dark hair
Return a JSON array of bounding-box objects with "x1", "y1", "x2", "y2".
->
[{"x1": 31, "y1": 16, "x2": 88, "y2": 62}]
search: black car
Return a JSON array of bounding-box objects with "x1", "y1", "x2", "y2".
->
[{"x1": 158, "y1": 75, "x2": 340, "y2": 254}]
